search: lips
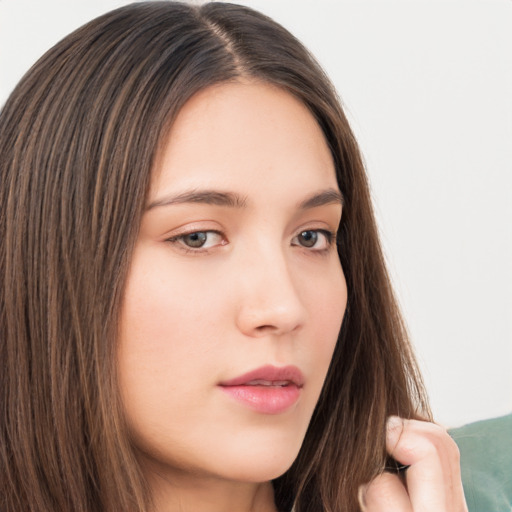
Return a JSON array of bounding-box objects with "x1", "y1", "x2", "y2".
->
[
  {"x1": 219, "y1": 365, "x2": 304, "y2": 414},
  {"x1": 219, "y1": 364, "x2": 304, "y2": 387}
]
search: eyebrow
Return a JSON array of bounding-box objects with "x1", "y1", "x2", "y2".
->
[
  {"x1": 146, "y1": 189, "x2": 248, "y2": 210},
  {"x1": 297, "y1": 188, "x2": 344, "y2": 209},
  {"x1": 146, "y1": 187, "x2": 343, "y2": 211}
]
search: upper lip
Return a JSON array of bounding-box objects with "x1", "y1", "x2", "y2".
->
[{"x1": 219, "y1": 364, "x2": 304, "y2": 387}]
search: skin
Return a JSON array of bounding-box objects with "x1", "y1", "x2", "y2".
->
[
  {"x1": 360, "y1": 417, "x2": 469, "y2": 512},
  {"x1": 118, "y1": 80, "x2": 347, "y2": 512},
  {"x1": 118, "y1": 79, "x2": 468, "y2": 511}
]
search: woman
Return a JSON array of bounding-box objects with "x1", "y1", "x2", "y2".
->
[{"x1": 0, "y1": 2, "x2": 466, "y2": 511}]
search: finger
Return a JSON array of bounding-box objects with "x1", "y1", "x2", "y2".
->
[
  {"x1": 386, "y1": 416, "x2": 468, "y2": 512},
  {"x1": 359, "y1": 472, "x2": 413, "y2": 512}
]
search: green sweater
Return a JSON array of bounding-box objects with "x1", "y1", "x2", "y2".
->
[{"x1": 450, "y1": 414, "x2": 512, "y2": 512}]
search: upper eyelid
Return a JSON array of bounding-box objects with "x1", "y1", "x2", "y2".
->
[
  {"x1": 168, "y1": 227, "x2": 335, "y2": 239},
  {"x1": 163, "y1": 223, "x2": 222, "y2": 240},
  {"x1": 162, "y1": 214, "x2": 338, "y2": 237},
  {"x1": 166, "y1": 229, "x2": 224, "y2": 245},
  {"x1": 168, "y1": 228, "x2": 222, "y2": 238}
]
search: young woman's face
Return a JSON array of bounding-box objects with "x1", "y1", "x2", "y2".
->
[{"x1": 118, "y1": 81, "x2": 347, "y2": 487}]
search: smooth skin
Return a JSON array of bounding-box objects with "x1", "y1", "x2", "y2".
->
[
  {"x1": 118, "y1": 80, "x2": 467, "y2": 511},
  {"x1": 118, "y1": 81, "x2": 346, "y2": 512},
  {"x1": 360, "y1": 417, "x2": 468, "y2": 512}
]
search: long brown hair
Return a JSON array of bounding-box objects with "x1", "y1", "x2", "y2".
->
[{"x1": 0, "y1": 2, "x2": 430, "y2": 511}]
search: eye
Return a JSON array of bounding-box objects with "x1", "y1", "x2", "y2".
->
[
  {"x1": 167, "y1": 230, "x2": 225, "y2": 251},
  {"x1": 292, "y1": 229, "x2": 334, "y2": 251}
]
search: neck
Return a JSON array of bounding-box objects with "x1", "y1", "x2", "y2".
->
[{"x1": 145, "y1": 464, "x2": 279, "y2": 512}]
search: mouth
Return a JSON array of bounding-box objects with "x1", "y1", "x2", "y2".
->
[
  {"x1": 218, "y1": 365, "x2": 304, "y2": 414},
  {"x1": 244, "y1": 379, "x2": 294, "y2": 387},
  {"x1": 219, "y1": 364, "x2": 305, "y2": 387}
]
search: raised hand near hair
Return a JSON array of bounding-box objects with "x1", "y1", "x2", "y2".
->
[{"x1": 360, "y1": 417, "x2": 468, "y2": 512}]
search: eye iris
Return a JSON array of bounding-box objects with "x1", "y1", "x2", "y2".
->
[
  {"x1": 184, "y1": 232, "x2": 207, "y2": 248},
  {"x1": 299, "y1": 230, "x2": 318, "y2": 247}
]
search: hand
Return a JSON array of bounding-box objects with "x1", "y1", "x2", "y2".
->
[{"x1": 359, "y1": 416, "x2": 468, "y2": 512}]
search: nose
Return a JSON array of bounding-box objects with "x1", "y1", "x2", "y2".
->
[{"x1": 234, "y1": 247, "x2": 306, "y2": 338}]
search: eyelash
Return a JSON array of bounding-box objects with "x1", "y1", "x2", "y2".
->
[{"x1": 166, "y1": 229, "x2": 337, "y2": 255}]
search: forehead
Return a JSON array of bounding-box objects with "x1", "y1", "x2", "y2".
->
[{"x1": 150, "y1": 80, "x2": 337, "y2": 200}]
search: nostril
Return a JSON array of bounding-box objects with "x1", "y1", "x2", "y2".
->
[
  {"x1": 255, "y1": 325, "x2": 276, "y2": 333},
  {"x1": 253, "y1": 322, "x2": 301, "y2": 336}
]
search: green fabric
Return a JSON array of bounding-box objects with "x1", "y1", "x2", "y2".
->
[{"x1": 450, "y1": 414, "x2": 512, "y2": 512}]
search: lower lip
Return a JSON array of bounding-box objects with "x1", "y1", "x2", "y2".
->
[{"x1": 220, "y1": 384, "x2": 301, "y2": 414}]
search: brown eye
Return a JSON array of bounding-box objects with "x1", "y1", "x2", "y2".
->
[{"x1": 298, "y1": 230, "x2": 318, "y2": 248}]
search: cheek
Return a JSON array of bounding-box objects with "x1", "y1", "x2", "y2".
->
[
  {"x1": 298, "y1": 258, "x2": 347, "y2": 392},
  {"x1": 116, "y1": 250, "x2": 222, "y2": 443},
  {"x1": 119, "y1": 247, "x2": 225, "y2": 358},
  {"x1": 304, "y1": 257, "x2": 347, "y2": 338}
]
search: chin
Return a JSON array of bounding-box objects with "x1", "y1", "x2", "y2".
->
[{"x1": 218, "y1": 444, "x2": 302, "y2": 483}]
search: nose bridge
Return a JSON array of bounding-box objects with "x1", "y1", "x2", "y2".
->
[{"x1": 235, "y1": 237, "x2": 306, "y2": 336}]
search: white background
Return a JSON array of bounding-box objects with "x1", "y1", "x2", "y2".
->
[{"x1": 1, "y1": 0, "x2": 510, "y2": 428}]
